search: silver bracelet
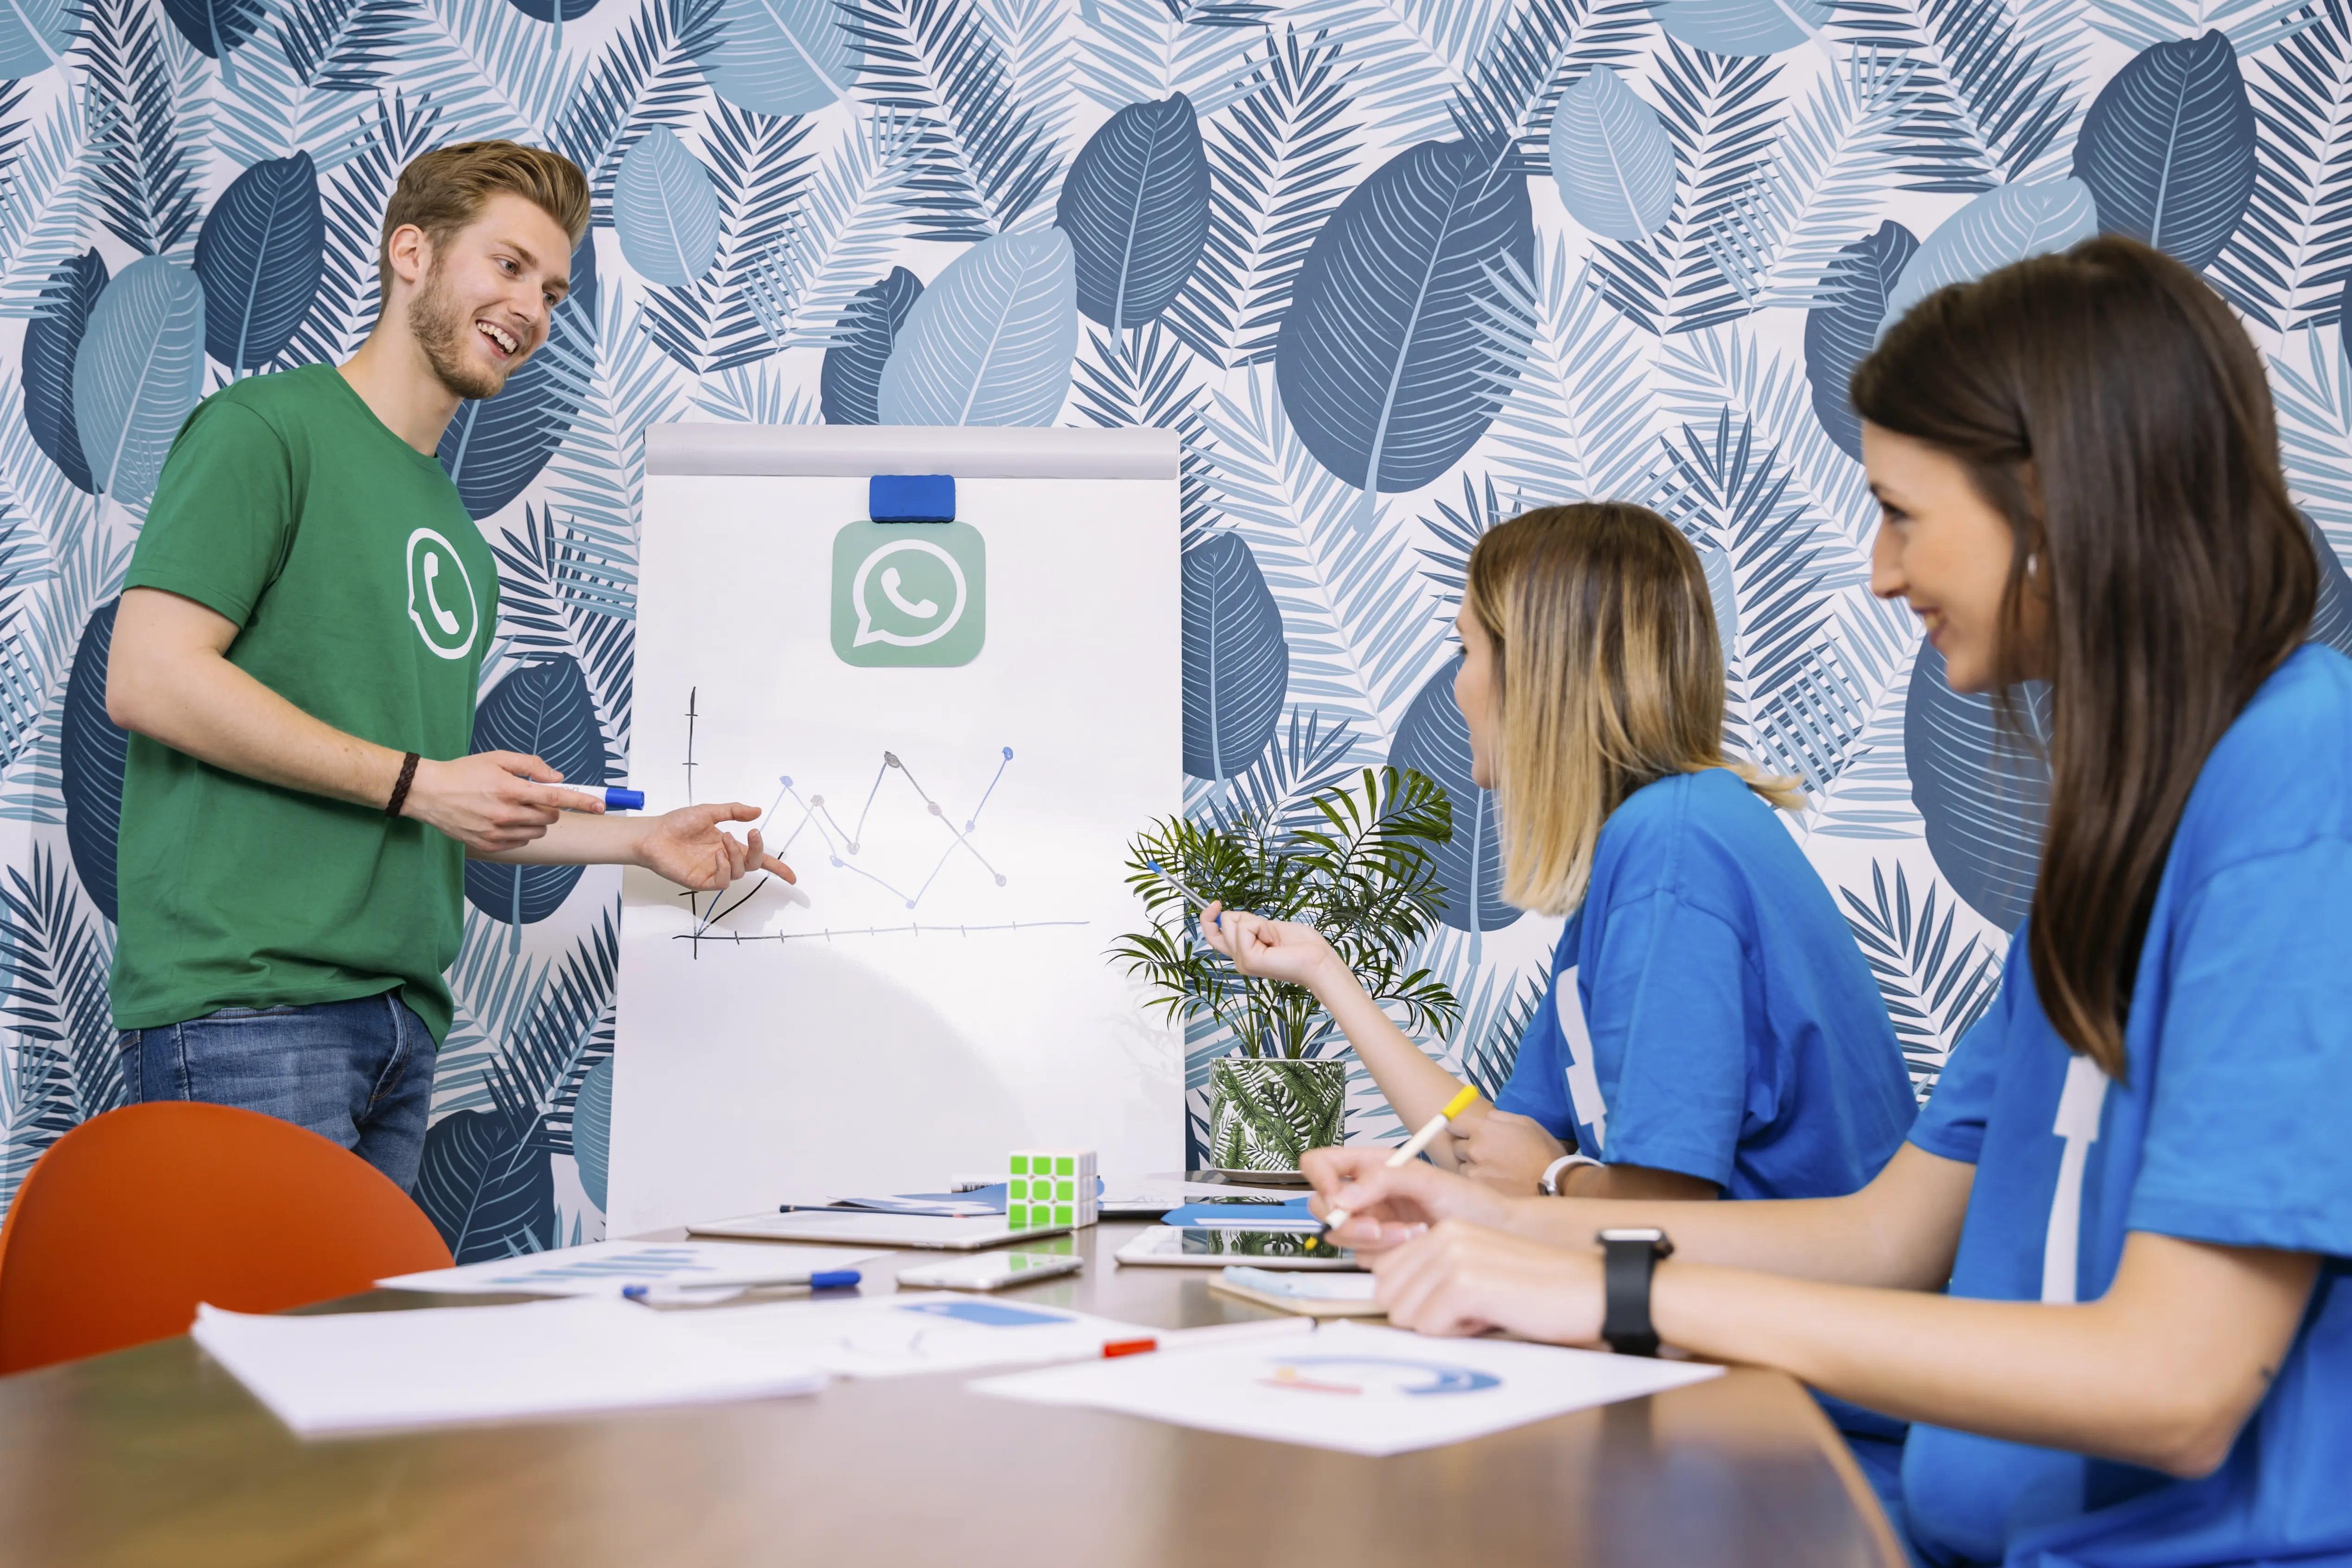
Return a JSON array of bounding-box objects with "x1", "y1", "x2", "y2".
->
[{"x1": 1540, "y1": 1152, "x2": 1604, "y2": 1196}]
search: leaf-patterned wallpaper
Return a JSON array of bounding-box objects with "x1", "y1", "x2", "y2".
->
[{"x1": 0, "y1": 0, "x2": 2348, "y2": 1257}]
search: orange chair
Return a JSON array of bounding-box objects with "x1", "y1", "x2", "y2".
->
[{"x1": 0, "y1": 1101, "x2": 453, "y2": 1375}]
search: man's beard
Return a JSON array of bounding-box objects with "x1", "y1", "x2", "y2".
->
[{"x1": 408, "y1": 263, "x2": 509, "y2": 402}]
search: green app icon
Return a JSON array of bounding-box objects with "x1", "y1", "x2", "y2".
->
[{"x1": 831, "y1": 520, "x2": 987, "y2": 667}]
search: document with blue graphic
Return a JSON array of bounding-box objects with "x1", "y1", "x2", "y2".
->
[
  {"x1": 681, "y1": 1293, "x2": 1154, "y2": 1378},
  {"x1": 376, "y1": 1240, "x2": 891, "y2": 1296},
  {"x1": 972, "y1": 1322, "x2": 1721, "y2": 1455}
]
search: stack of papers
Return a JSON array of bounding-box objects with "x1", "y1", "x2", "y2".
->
[
  {"x1": 375, "y1": 1241, "x2": 890, "y2": 1296},
  {"x1": 192, "y1": 1299, "x2": 826, "y2": 1437},
  {"x1": 1209, "y1": 1267, "x2": 1385, "y2": 1318},
  {"x1": 973, "y1": 1320, "x2": 1721, "y2": 1455}
]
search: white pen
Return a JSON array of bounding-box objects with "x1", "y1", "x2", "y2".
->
[{"x1": 1319, "y1": 1084, "x2": 1481, "y2": 1236}]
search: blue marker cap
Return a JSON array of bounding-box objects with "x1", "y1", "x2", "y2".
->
[
  {"x1": 810, "y1": 1269, "x2": 862, "y2": 1290},
  {"x1": 603, "y1": 788, "x2": 645, "y2": 810}
]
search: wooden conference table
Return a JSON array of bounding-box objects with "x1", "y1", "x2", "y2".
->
[{"x1": 0, "y1": 1220, "x2": 1902, "y2": 1568}]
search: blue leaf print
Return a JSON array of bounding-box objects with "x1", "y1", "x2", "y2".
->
[
  {"x1": 1387, "y1": 663, "x2": 1517, "y2": 934},
  {"x1": 877, "y1": 227, "x2": 1078, "y2": 426},
  {"x1": 70, "y1": 256, "x2": 207, "y2": 510},
  {"x1": 696, "y1": 0, "x2": 859, "y2": 115},
  {"x1": 1804, "y1": 221, "x2": 1919, "y2": 461},
  {"x1": 439, "y1": 234, "x2": 599, "y2": 522},
  {"x1": 60, "y1": 600, "x2": 129, "y2": 925},
  {"x1": 0, "y1": 0, "x2": 76, "y2": 75},
  {"x1": 1879, "y1": 178, "x2": 2098, "y2": 339},
  {"x1": 507, "y1": 0, "x2": 597, "y2": 20},
  {"x1": 571, "y1": 1054, "x2": 613, "y2": 1212},
  {"x1": 1058, "y1": 93, "x2": 1213, "y2": 334},
  {"x1": 1652, "y1": 0, "x2": 1828, "y2": 58},
  {"x1": 463, "y1": 657, "x2": 612, "y2": 928},
  {"x1": 612, "y1": 126, "x2": 725, "y2": 287},
  {"x1": 2073, "y1": 32, "x2": 2256, "y2": 273},
  {"x1": 414, "y1": 1106, "x2": 555, "y2": 1262},
  {"x1": 158, "y1": 0, "x2": 263, "y2": 81},
  {"x1": 822, "y1": 266, "x2": 924, "y2": 424},
  {"x1": 1181, "y1": 531, "x2": 1288, "y2": 783},
  {"x1": 192, "y1": 153, "x2": 327, "y2": 373},
  {"x1": 1549, "y1": 65, "x2": 1677, "y2": 242},
  {"x1": 2304, "y1": 512, "x2": 2352, "y2": 660},
  {"x1": 1276, "y1": 137, "x2": 1535, "y2": 522},
  {"x1": 21, "y1": 250, "x2": 108, "y2": 494},
  {"x1": 1905, "y1": 641, "x2": 2049, "y2": 932}
]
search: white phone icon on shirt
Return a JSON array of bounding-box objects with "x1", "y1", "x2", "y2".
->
[
  {"x1": 423, "y1": 554, "x2": 461, "y2": 636},
  {"x1": 879, "y1": 567, "x2": 938, "y2": 622}
]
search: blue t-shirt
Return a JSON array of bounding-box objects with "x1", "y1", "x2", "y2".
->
[
  {"x1": 1495, "y1": 766, "x2": 1915, "y2": 1198},
  {"x1": 1901, "y1": 644, "x2": 2352, "y2": 1568}
]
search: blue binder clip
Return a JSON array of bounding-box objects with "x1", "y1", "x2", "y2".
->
[{"x1": 870, "y1": 474, "x2": 955, "y2": 523}]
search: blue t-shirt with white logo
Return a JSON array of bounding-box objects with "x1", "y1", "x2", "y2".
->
[
  {"x1": 1495, "y1": 766, "x2": 1915, "y2": 1199},
  {"x1": 1898, "y1": 644, "x2": 2352, "y2": 1568}
]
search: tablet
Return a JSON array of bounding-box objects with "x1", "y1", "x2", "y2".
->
[
  {"x1": 687, "y1": 1211, "x2": 1071, "y2": 1250},
  {"x1": 1113, "y1": 1225, "x2": 1361, "y2": 1269}
]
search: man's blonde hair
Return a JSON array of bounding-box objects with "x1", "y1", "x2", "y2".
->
[
  {"x1": 378, "y1": 140, "x2": 591, "y2": 293},
  {"x1": 1466, "y1": 502, "x2": 1803, "y2": 917}
]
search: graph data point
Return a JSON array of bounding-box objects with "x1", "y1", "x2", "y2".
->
[
  {"x1": 829, "y1": 855, "x2": 845, "y2": 868},
  {"x1": 1001, "y1": 746, "x2": 1013, "y2": 759},
  {"x1": 780, "y1": 775, "x2": 792, "y2": 787},
  {"x1": 927, "y1": 802, "x2": 942, "y2": 816},
  {"x1": 846, "y1": 842, "x2": 860, "y2": 854},
  {"x1": 964, "y1": 821, "x2": 975, "y2": 832},
  {"x1": 810, "y1": 794, "x2": 825, "y2": 808},
  {"x1": 904, "y1": 900, "x2": 916, "y2": 910},
  {"x1": 994, "y1": 874, "x2": 1007, "y2": 886},
  {"x1": 884, "y1": 752, "x2": 901, "y2": 768}
]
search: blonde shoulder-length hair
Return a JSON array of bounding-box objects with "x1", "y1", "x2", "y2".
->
[{"x1": 1467, "y1": 502, "x2": 1802, "y2": 917}]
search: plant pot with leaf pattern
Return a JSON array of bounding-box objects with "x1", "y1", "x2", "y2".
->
[{"x1": 1113, "y1": 766, "x2": 1461, "y2": 1176}]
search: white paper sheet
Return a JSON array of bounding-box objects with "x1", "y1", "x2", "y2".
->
[
  {"x1": 374, "y1": 1240, "x2": 891, "y2": 1296},
  {"x1": 972, "y1": 1321, "x2": 1721, "y2": 1455},
  {"x1": 678, "y1": 1293, "x2": 1154, "y2": 1378},
  {"x1": 191, "y1": 1300, "x2": 826, "y2": 1437}
]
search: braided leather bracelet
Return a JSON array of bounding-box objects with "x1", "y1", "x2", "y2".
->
[{"x1": 385, "y1": 751, "x2": 421, "y2": 818}]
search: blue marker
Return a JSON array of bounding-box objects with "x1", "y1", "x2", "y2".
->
[
  {"x1": 601, "y1": 788, "x2": 645, "y2": 810},
  {"x1": 623, "y1": 1268, "x2": 860, "y2": 1305}
]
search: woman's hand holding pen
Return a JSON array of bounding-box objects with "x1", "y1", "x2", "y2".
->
[{"x1": 1195, "y1": 905, "x2": 1351, "y2": 999}]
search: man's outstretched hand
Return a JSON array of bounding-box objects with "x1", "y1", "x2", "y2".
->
[{"x1": 635, "y1": 802, "x2": 795, "y2": 891}]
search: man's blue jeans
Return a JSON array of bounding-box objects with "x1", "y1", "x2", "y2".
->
[{"x1": 117, "y1": 992, "x2": 440, "y2": 1192}]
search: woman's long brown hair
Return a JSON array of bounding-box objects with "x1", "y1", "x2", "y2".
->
[{"x1": 1851, "y1": 236, "x2": 2315, "y2": 1077}]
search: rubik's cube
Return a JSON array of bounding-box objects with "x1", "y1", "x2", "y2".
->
[{"x1": 1007, "y1": 1149, "x2": 1096, "y2": 1230}]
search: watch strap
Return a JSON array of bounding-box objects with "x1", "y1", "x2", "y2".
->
[{"x1": 1600, "y1": 1236, "x2": 1665, "y2": 1357}]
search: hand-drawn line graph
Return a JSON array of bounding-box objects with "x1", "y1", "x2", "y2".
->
[
  {"x1": 779, "y1": 745, "x2": 1014, "y2": 907},
  {"x1": 675, "y1": 690, "x2": 1087, "y2": 951}
]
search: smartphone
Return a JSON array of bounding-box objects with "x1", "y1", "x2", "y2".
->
[{"x1": 894, "y1": 1250, "x2": 1085, "y2": 1291}]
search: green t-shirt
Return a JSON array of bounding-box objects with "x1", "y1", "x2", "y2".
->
[{"x1": 109, "y1": 363, "x2": 497, "y2": 1041}]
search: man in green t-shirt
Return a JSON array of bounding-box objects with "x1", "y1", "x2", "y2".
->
[{"x1": 103, "y1": 142, "x2": 790, "y2": 1192}]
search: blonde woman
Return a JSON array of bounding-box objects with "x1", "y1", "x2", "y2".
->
[{"x1": 1201, "y1": 502, "x2": 1914, "y2": 1207}]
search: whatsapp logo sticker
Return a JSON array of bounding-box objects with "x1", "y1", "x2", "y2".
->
[
  {"x1": 830, "y1": 520, "x2": 986, "y2": 667},
  {"x1": 405, "y1": 527, "x2": 478, "y2": 661}
]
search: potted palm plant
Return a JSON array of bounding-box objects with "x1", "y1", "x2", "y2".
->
[{"x1": 1113, "y1": 766, "x2": 1461, "y2": 1173}]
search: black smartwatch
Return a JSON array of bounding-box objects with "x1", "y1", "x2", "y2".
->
[{"x1": 1598, "y1": 1227, "x2": 1673, "y2": 1357}]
